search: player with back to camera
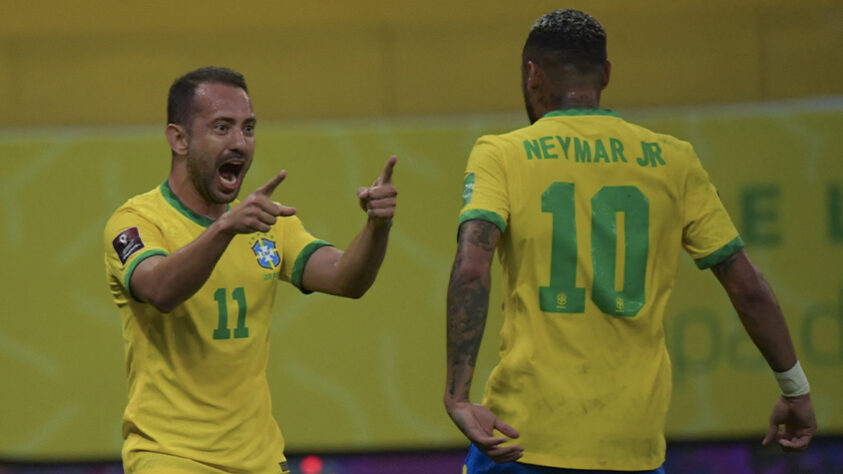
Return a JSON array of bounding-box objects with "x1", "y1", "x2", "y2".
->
[
  {"x1": 444, "y1": 9, "x2": 816, "y2": 474},
  {"x1": 104, "y1": 66, "x2": 397, "y2": 474}
]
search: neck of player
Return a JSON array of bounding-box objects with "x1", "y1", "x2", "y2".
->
[
  {"x1": 168, "y1": 171, "x2": 230, "y2": 220},
  {"x1": 555, "y1": 88, "x2": 601, "y2": 109}
]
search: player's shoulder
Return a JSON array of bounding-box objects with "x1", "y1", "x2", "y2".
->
[
  {"x1": 621, "y1": 119, "x2": 698, "y2": 160},
  {"x1": 483, "y1": 120, "x2": 540, "y2": 143},
  {"x1": 469, "y1": 122, "x2": 538, "y2": 162},
  {"x1": 105, "y1": 184, "x2": 167, "y2": 228},
  {"x1": 275, "y1": 213, "x2": 305, "y2": 231}
]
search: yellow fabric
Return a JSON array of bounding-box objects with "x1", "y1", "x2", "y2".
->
[
  {"x1": 125, "y1": 451, "x2": 291, "y2": 474},
  {"x1": 459, "y1": 109, "x2": 741, "y2": 470},
  {"x1": 104, "y1": 183, "x2": 326, "y2": 473}
]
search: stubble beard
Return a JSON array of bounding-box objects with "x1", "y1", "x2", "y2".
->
[{"x1": 186, "y1": 152, "x2": 235, "y2": 205}]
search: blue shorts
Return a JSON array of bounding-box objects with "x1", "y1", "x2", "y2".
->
[{"x1": 464, "y1": 444, "x2": 665, "y2": 474}]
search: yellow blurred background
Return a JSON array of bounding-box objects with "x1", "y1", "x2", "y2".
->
[
  {"x1": 2, "y1": 0, "x2": 841, "y2": 125},
  {"x1": 0, "y1": 0, "x2": 841, "y2": 461}
]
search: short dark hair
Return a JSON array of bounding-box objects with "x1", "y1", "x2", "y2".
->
[
  {"x1": 522, "y1": 9, "x2": 607, "y2": 71},
  {"x1": 167, "y1": 66, "x2": 248, "y2": 126}
]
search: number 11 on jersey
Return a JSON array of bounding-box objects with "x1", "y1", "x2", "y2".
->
[
  {"x1": 213, "y1": 287, "x2": 249, "y2": 339},
  {"x1": 539, "y1": 183, "x2": 649, "y2": 317}
]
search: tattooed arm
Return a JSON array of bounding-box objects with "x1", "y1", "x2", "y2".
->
[
  {"x1": 711, "y1": 249, "x2": 816, "y2": 450},
  {"x1": 444, "y1": 219, "x2": 523, "y2": 463}
]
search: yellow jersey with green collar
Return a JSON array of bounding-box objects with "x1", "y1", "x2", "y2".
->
[
  {"x1": 104, "y1": 181, "x2": 330, "y2": 474},
  {"x1": 459, "y1": 108, "x2": 742, "y2": 470}
]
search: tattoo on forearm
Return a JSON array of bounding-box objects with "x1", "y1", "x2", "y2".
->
[
  {"x1": 446, "y1": 220, "x2": 498, "y2": 397},
  {"x1": 446, "y1": 269, "x2": 490, "y2": 397}
]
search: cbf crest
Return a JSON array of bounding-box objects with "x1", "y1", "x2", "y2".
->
[{"x1": 250, "y1": 236, "x2": 280, "y2": 269}]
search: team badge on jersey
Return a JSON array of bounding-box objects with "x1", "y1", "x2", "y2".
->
[
  {"x1": 113, "y1": 227, "x2": 145, "y2": 264},
  {"x1": 251, "y1": 237, "x2": 281, "y2": 269}
]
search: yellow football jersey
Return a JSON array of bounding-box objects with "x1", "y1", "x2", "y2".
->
[
  {"x1": 104, "y1": 181, "x2": 330, "y2": 474},
  {"x1": 459, "y1": 109, "x2": 742, "y2": 470}
]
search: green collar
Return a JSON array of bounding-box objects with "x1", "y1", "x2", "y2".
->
[
  {"x1": 543, "y1": 108, "x2": 620, "y2": 119},
  {"x1": 159, "y1": 180, "x2": 230, "y2": 228}
]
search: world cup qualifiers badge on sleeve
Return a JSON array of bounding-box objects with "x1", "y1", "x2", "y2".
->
[{"x1": 113, "y1": 227, "x2": 145, "y2": 264}]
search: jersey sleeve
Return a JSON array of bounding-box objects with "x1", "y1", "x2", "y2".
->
[
  {"x1": 681, "y1": 151, "x2": 743, "y2": 269},
  {"x1": 458, "y1": 136, "x2": 509, "y2": 233},
  {"x1": 277, "y1": 215, "x2": 332, "y2": 293},
  {"x1": 104, "y1": 209, "x2": 170, "y2": 301}
]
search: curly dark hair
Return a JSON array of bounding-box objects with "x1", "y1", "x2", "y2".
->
[
  {"x1": 522, "y1": 9, "x2": 607, "y2": 71},
  {"x1": 167, "y1": 66, "x2": 248, "y2": 126}
]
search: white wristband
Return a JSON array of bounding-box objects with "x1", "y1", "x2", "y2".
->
[{"x1": 774, "y1": 360, "x2": 810, "y2": 397}]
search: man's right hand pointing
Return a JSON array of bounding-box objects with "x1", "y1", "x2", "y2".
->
[
  {"x1": 358, "y1": 156, "x2": 398, "y2": 226},
  {"x1": 220, "y1": 170, "x2": 297, "y2": 235}
]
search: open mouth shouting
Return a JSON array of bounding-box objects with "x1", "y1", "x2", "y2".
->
[{"x1": 217, "y1": 159, "x2": 246, "y2": 192}]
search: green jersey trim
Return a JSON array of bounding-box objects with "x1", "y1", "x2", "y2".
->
[
  {"x1": 694, "y1": 236, "x2": 744, "y2": 269},
  {"x1": 159, "y1": 181, "x2": 231, "y2": 228},
  {"x1": 459, "y1": 209, "x2": 507, "y2": 234},
  {"x1": 124, "y1": 249, "x2": 169, "y2": 302},
  {"x1": 291, "y1": 240, "x2": 333, "y2": 293},
  {"x1": 543, "y1": 108, "x2": 621, "y2": 119}
]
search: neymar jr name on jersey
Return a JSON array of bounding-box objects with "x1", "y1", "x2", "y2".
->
[{"x1": 523, "y1": 136, "x2": 666, "y2": 168}]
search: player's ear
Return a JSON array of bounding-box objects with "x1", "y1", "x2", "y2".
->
[
  {"x1": 526, "y1": 60, "x2": 543, "y2": 92},
  {"x1": 601, "y1": 60, "x2": 611, "y2": 90},
  {"x1": 166, "y1": 123, "x2": 190, "y2": 156}
]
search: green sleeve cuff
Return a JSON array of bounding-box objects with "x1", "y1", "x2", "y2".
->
[
  {"x1": 124, "y1": 249, "x2": 169, "y2": 302},
  {"x1": 458, "y1": 209, "x2": 507, "y2": 234},
  {"x1": 291, "y1": 240, "x2": 333, "y2": 293},
  {"x1": 694, "y1": 236, "x2": 744, "y2": 269}
]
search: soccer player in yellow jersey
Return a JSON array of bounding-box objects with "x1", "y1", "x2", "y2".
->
[
  {"x1": 444, "y1": 9, "x2": 816, "y2": 473},
  {"x1": 104, "y1": 67, "x2": 398, "y2": 474}
]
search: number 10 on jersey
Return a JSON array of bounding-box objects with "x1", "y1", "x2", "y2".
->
[{"x1": 539, "y1": 183, "x2": 649, "y2": 317}]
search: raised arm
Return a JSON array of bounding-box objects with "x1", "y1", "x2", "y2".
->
[
  {"x1": 299, "y1": 156, "x2": 397, "y2": 298},
  {"x1": 711, "y1": 249, "x2": 817, "y2": 450},
  {"x1": 131, "y1": 172, "x2": 296, "y2": 313},
  {"x1": 443, "y1": 219, "x2": 523, "y2": 464}
]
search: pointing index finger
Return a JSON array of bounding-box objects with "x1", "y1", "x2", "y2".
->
[
  {"x1": 256, "y1": 170, "x2": 287, "y2": 197},
  {"x1": 379, "y1": 156, "x2": 397, "y2": 184}
]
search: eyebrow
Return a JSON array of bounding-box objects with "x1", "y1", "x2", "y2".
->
[{"x1": 212, "y1": 116, "x2": 257, "y2": 125}]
